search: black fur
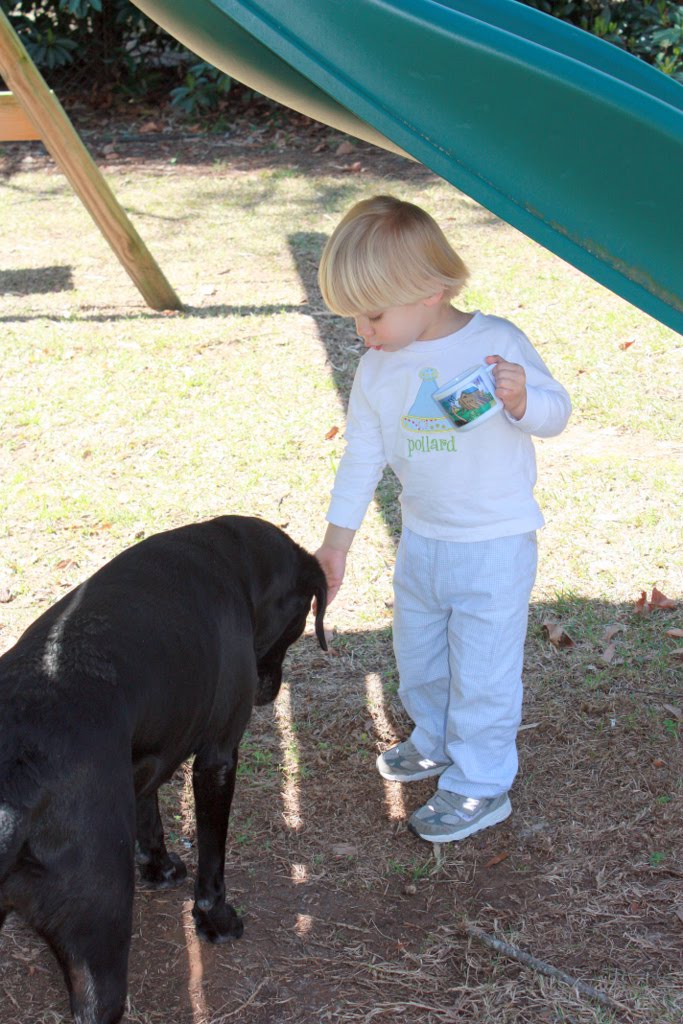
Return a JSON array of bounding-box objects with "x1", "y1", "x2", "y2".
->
[{"x1": 0, "y1": 516, "x2": 327, "y2": 1024}]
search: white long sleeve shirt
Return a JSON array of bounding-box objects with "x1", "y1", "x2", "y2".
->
[{"x1": 327, "y1": 312, "x2": 571, "y2": 542}]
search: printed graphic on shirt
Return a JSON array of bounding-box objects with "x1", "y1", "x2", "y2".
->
[
  {"x1": 400, "y1": 368, "x2": 453, "y2": 433},
  {"x1": 399, "y1": 368, "x2": 457, "y2": 459}
]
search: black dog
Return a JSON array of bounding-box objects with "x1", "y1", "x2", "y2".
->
[{"x1": 0, "y1": 516, "x2": 327, "y2": 1024}]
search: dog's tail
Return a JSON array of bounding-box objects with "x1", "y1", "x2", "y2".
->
[{"x1": 314, "y1": 581, "x2": 327, "y2": 651}]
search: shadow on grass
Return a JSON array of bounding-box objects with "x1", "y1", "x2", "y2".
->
[
  {"x1": 0, "y1": 303, "x2": 323, "y2": 324},
  {"x1": 0, "y1": 265, "x2": 73, "y2": 296}
]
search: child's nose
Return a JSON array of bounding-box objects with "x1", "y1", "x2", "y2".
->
[{"x1": 355, "y1": 316, "x2": 373, "y2": 340}]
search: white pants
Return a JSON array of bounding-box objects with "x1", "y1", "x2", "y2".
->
[{"x1": 392, "y1": 528, "x2": 538, "y2": 798}]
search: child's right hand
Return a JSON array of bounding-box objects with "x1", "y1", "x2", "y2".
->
[
  {"x1": 314, "y1": 545, "x2": 347, "y2": 605},
  {"x1": 315, "y1": 524, "x2": 356, "y2": 604}
]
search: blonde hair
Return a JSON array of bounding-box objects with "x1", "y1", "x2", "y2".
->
[{"x1": 318, "y1": 195, "x2": 468, "y2": 316}]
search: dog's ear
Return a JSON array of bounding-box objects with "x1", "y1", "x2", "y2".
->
[
  {"x1": 299, "y1": 549, "x2": 328, "y2": 651},
  {"x1": 313, "y1": 579, "x2": 328, "y2": 651}
]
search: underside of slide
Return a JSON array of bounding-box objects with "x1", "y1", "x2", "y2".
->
[{"x1": 133, "y1": 0, "x2": 683, "y2": 334}]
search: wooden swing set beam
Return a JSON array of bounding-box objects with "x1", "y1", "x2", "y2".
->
[{"x1": 0, "y1": 9, "x2": 182, "y2": 311}]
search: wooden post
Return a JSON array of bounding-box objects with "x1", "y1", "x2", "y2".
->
[
  {"x1": 0, "y1": 91, "x2": 40, "y2": 140},
  {"x1": 0, "y1": 9, "x2": 182, "y2": 311}
]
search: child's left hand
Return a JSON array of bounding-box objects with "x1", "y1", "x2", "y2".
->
[{"x1": 485, "y1": 355, "x2": 527, "y2": 420}]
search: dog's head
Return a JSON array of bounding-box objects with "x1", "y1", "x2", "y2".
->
[{"x1": 253, "y1": 546, "x2": 327, "y2": 707}]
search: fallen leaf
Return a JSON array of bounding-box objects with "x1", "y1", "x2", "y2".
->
[
  {"x1": 603, "y1": 623, "x2": 626, "y2": 642},
  {"x1": 484, "y1": 851, "x2": 509, "y2": 868},
  {"x1": 650, "y1": 587, "x2": 677, "y2": 611},
  {"x1": 665, "y1": 628, "x2": 683, "y2": 638},
  {"x1": 325, "y1": 426, "x2": 339, "y2": 440},
  {"x1": 670, "y1": 648, "x2": 683, "y2": 661},
  {"x1": 663, "y1": 704, "x2": 682, "y2": 721},
  {"x1": 312, "y1": 141, "x2": 327, "y2": 153},
  {"x1": 619, "y1": 340, "x2": 635, "y2": 350},
  {"x1": 349, "y1": 160, "x2": 363, "y2": 173},
  {"x1": 55, "y1": 559, "x2": 78, "y2": 570},
  {"x1": 601, "y1": 643, "x2": 617, "y2": 665},
  {"x1": 652, "y1": 759, "x2": 665, "y2": 768},
  {"x1": 335, "y1": 140, "x2": 355, "y2": 156},
  {"x1": 542, "y1": 620, "x2": 574, "y2": 648},
  {"x1": 634, "y1": 591, "x2": 650, "y2": 616}
]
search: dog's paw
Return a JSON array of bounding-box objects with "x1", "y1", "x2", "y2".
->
[
  {"x1": 192, "y1": 901, "x2": 244, "y2": 943},
  {"x1": 138, "y1": 851, "x2": 188, "y2": 889}
]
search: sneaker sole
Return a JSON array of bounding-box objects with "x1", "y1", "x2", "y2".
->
[
  {"x1": 408, "y1": 797, "x2": 512, "y2": 843},
  {"x1": 376, "y1": 761, "x2": 448, "y2": 783}
]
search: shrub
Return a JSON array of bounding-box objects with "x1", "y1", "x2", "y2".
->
[
  {"x1": 519, "y1": 0, "x2": 683, "y2": 81},
  {"x1": 1, "y1": 0, "x2": 232, "y2": 111}
]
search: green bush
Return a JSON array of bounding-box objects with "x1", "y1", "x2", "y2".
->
[
  {"x1": 1, "y1": 0, "x2": 232, "y2": 112},
  {"x1": 169, "y1": 61, "x2": 233, "y2": 115},
  {"x1": 519, "y1": 0, "x2": 683, "y2": 81}
]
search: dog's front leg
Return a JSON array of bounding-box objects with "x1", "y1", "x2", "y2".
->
[
  {"x1": 135, "y1": 791, "x2": 188, "y2": 888},
  {"x1": 191, "y1": 749, "x2": 244, "y2": 942}
]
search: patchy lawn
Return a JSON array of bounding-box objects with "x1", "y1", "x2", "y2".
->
[{"x1": 1, "y1": 107, "x2": 681, "y2": 1023}]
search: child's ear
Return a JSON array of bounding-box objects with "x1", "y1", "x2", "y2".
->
[{"x1": 423, "y1": 290, "x2": 444, "y2": 307}]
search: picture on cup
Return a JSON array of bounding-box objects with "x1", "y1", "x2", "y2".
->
[{"x1": 435, "y1": 371, "x2": 497, "y2": 428}]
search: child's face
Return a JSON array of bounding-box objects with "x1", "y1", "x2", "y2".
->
[{"x1": 354, "y1": 294, "x2": 444, "y2": 353}]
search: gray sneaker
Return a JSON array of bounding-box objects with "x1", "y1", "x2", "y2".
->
[
  {"x1": 409, "y1": 790, "x2": 511, "y2": 843},
  {"x1": 376, "y1": 739, "x2": 450, "y2": 782}
]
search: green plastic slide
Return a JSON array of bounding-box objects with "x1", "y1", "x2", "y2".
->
[{"x1": 133, "y1": 0, "x2": 683, "y2": 333}]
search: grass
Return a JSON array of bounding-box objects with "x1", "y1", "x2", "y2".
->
[{"x1": 1, "y1": 118, "x2": 682, "y2": 1024}]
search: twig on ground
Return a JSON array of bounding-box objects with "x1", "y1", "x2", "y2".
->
[
  {"x1": 463, "y1": 923, "x2": 632, "y2": 1014},
  {"x1": 360, "y1": 999, "x2": 463, "y2": 1022},
  {"x1": 212, "y1": 978, "x2": 268, "y2": 1021},
  {"x1": 432, "y1": 843, "x2": 445, "y2": 872}
]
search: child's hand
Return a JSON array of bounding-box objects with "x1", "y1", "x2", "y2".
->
[
  {"x1": 486, "y1": 355, "x2": 527, "y2": 420},
  {"x1": 314, "y1": 545, "x2": 348, "y2": 605}
]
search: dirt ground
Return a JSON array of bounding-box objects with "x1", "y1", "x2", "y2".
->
[
  {"x1": 1, "y1": 102, "x2": 682, "y2": 1024},
  {"x1": 2, "y1": 628, "x2": 681, "y2": 1024}
]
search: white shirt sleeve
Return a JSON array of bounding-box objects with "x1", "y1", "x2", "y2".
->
[
  {"x1": 326, "y1": 365, "x2": 387, "y2": 530},
  {"x1": 503, "y1": 330, "x2": 572, "y2": 437}
]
